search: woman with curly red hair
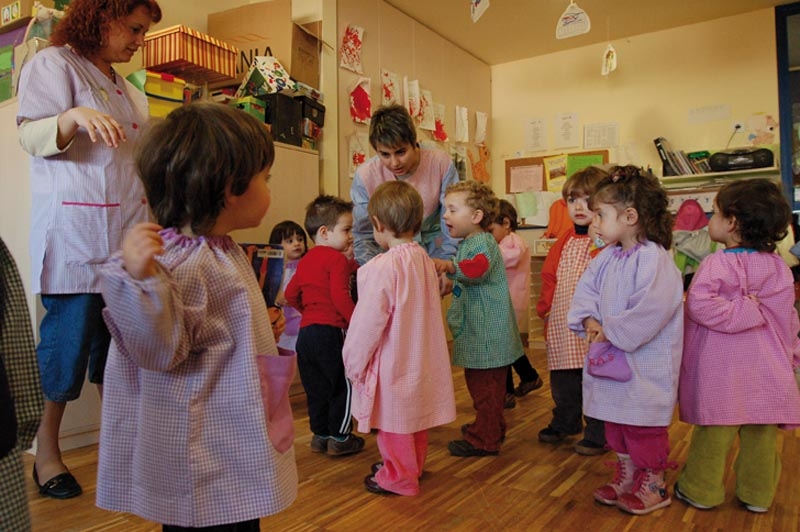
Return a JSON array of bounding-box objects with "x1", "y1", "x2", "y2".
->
[{"x1": 16, "y1": 0, "x2": 161, "y2": 500}]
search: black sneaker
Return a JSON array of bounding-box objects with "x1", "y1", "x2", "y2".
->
[
  {"x1": 310, "y1": 434, "x2": 328, "y2": 453},
  {"x1": 514, "y1": 377, "x2": 544, "y2": 397},
  {"x1": 504, "y1": 393, "x2": 517, "y2": 409},
  {"x1": 574, "y1": 439, "x2": 607, "y2": 456},
  {"x1": 327, "y1": 434, "x2": 365, "y2": 456},
  {"x1": 538, "y1": 426, "x2": 567, "y2": 443}
]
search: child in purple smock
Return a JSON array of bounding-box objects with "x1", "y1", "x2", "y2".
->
[
  {"x1": 568, "y1": 166, "x2": 683, "y2": 515},
  {"x1": 675, "y1": 179, "x2": 800, "y2": 514},
  {"x1": 270, "y1": 220, "x2": 308, "y2": 356}
]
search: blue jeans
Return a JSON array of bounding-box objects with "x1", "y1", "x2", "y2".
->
[{"x1": 37, "y1": 294, "x2": 110, "y2": 401}]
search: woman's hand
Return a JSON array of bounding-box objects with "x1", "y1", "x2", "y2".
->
[
  {"x1": 58, "y1": 106, "x2": 127, "y2": 148},
  {"x1": 122, "y1": 223, "x2": 164, "y2": 280}
]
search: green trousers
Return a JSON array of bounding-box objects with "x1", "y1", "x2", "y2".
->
[{"x1": 677, "y1": 424, "x2": 780, "y2": 508}]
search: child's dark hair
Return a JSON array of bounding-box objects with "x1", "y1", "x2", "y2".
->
[
  {"x1": 136, "y1": 102, "x2": 274, "y2": 236},
  {"x1": 304, "y1": 195, "x2": 354, "y2": 239},
  {"x1": 445, "y1": 180, "x2": 498, "y2": 230},
  {"x1": 591, "y1": 165, "x2": 673, "y2": 249},
  {"x1": 369, "y1": 104, "x2": 417, "y2": 149},
  {"x1": 493, "y1": 199, "x2": 519, "y2": 231},
  {"x1": 715, "y1": 178, "x2": 790, "y2": 252},
  {"x1": 269, "y1": 220, "x2": 308, "y2": 250},
  {"x1": 562, "y1": 166, "x2": 609, "y2": 201},
  {"x1": 367, "y1": 181, "x2": 423, "y2": 237}
]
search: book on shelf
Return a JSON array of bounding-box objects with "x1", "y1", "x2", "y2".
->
[
  {"x1": 654, "y1": 137, "x2": 710, "y2": 176},
  {"x1": 653, "y1": 137, "x2": 680, "y2": 176}
]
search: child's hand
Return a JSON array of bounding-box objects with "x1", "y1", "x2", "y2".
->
[
  {"x1": 438, "y1": 273, "x2": 453, "y2": 297},
  {"x1": 431, "y1": 258, "x2": 454, "y2": 275},
  {"x1": 268, "y1": 306, "x2": 286, "y2": 340},
  {"x1": 122, "y1": 222, "x2": 164, "y2": 280},
  {"x1": 584, "y1": 317, "x2": 606, "y2": 343}
]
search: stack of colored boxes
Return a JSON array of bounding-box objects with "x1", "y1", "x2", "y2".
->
[
  {"x1": 294, "y1": 94, "x2": 324, "y2": 150},
  {"x1": 144, "y1": 71, "x2": 186, "y2": 118},
  {"x1": 229, "y1": 96, "x2": 265, "y2": 123}
]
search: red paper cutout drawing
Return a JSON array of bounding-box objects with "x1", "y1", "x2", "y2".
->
[
  {"x1": 340, "y1": 24, "x2": 364, "y2": 73},
  {"x1": 350, "y1": 78, "x2": 372, "y2": 124}
]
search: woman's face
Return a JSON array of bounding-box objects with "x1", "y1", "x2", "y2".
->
[{"x1": 100, "y1": 5, "x2": 153, "y2": 65}]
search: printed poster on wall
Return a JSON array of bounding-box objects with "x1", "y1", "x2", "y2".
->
[
  {"x1": 419, "y1": 89, "x2": 435, "y2": 130},
  {"x1": 455, "y1": 105, "x2": 469, "y2": 143},
  {"x1": 348, "y1": 133, "x2": 370, "y2": 177},
  {"x1": 543, "y1": 154, "x2": 568, "y2": 192},
  {"x1": 433, "y1": 103, "x2": 449, "y2": 142},
  {"x1": 474, "y1": 111, "x2": 488, "y2": 144},
  {"x1": 554, "y1": 112, "x2": 580, "y2": 149},
  {"x1": 349, "y1": 77, "x2": 372, "y2": 124},
  {"x1": 340, "y1": 24, "x2": 365, "y2": 73},
  {"x1": 381, "y1": 69, "x2": 401, "y2": 106}
]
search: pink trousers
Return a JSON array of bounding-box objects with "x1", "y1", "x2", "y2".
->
[
  {"x1": 374, "y1": 429, "x2": 428, "y2": 496},
  {"x1": 604, "y1": 421, "x2": 670, "y2": 470}
]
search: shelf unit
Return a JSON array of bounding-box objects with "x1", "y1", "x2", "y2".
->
[{"x1": 661, "y1": 167, "x2": 781, "y2": 213}]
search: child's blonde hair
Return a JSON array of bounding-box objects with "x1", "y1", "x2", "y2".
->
[
  {"x1": 367, "y1": 180, "x2": 423, "y2": 237},
  {"x1": 562, "y1": 166, "x2": 609, "y2": 201},
  {"x1": 591, "y1": 165, "x2": 673, "y2": 249},
  {"x1": 445, "y1": 180, "x2": 498, "y2": 230}
]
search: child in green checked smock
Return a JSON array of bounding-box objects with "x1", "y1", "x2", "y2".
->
[{"x1": 432, "y1": 181, "x2": 524, "y2": 457}]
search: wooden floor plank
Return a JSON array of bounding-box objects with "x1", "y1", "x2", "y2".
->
[{"x1": 22, "y1": 347, "x2": 799, "y2": 531}]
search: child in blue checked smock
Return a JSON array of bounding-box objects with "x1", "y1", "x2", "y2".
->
[{"x1": 433, "y1": 181, "x2": 524, "y2": 457}]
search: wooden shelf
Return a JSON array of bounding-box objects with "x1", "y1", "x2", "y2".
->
[{"x1": 660, "y1": 166, "x2": 780, "y2": 190}]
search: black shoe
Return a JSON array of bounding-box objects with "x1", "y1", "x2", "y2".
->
[
  {"x1": 574, "y1": 439, "x2": 607, "y2": 456},
  {"x1": 33, "y1": 466, "x2": 82, "y2": 499},
  {"x1": 514, "y1": 377, "x2": 544, "y2": 397},
  {"x1": 327, "y1": 434, "x2": 365, "y2": 456},
  {"x1": 448, "y1": 439, "x2": 499, "y2": 457},
  {"x1": 538, "y1": 426, "x2": 568, "y2": 443},
  {"x1": 504, "y1": 393, "x2": 517, "y2": 409},
  {"x1": 364, "y1": 474, "x2": 393, "y2": 495},
  {"x1": 370, "y1": 461, "x2": 383, "y2": 475}
]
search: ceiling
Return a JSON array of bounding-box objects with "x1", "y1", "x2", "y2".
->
[{"x1": 384, "y1": 0, "x2": 792, "y2": 65}]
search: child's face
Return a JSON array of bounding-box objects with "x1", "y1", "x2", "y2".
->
[
  {"x1": 321, "y1": 213, "x2": 354, "y2": 252},
  {"x1": 228, "y1": 166, "x2": 271, "y2": 231},
  {"x1": 374, "y1": 141, "x2": 421, "y2": 177},
  {"x1": 443, "y1": 191, "x2": 482, "y2": 239},
  {"x1": 567, "y1": 195, "x2": 593, "y2": 226},
  {"x1": 488, "y1": 219, "x2": 510, "y2": 243},
  {"x1": 592, "y1": 201, "x2": 636, "y2": 249},
  {"x1": 281, "y1": 233, "x2": 306, "y2": 260},
  {"x1": 707, "y1": 200, "x2": 737, "y2": 246}
]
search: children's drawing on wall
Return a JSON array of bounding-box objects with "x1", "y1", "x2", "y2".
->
[
  {"x1": 433, "y1": 103, "x2": 449, "y2": 142},
  {"x1": 340, "y1": 24, "x2": 365, "y2": 73},
  {"x1": 468, "y1": 145, "x2": 491, "y2": 183},
  {"x1": 381, "y1": 69, "x2": 401, "y2": 106},
  {"x1": 407, "y1": 79, "x2": 420, "y2": 121},
  {"x1": 419, "y1": 89, "x2": 435, "y2": 130},
  {"x1": 471, "y1": 0, "x2": 490, "y2": 23},
  {"x1": 601, "y1": 43, "x2": 617, "y2": 76},
  {"x1": 455, "y1": 105, "x2": 469, "y2": 143},
  {"x1": 746, "y1": 113, "x2": 778, "y2": 145},
  {"x1": 474, "y1": 111, "x2": 488, "y2": 144},
  {"x1": 348, "y1": 132, "x2": 369, "y2": 177},
  {"x1": 349, "y1": 77, "x2": 372, "y2": 124},
  {"x1": 451, "y1": 145, "x2": 468, "y2": 181},
  {"x1": 543, "y1": 153, "x2": 568, "y2": 192}
]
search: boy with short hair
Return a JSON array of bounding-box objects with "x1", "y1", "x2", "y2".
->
[
  {"x1": 351, "y1": 104, "x2": 459, "y2": 266},
  {"x1": 285, "y1": 195, "x2": 364, "y2": 456},
  {"x1": 432, "y1": 181, "x2": 524, "y2": 457}
]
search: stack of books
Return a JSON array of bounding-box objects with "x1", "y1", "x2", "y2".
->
[{"x1": 653, "y1": 137, "x2": 712, "y2": 176}]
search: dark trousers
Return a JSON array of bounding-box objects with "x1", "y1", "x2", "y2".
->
[
  {"x1": 506, "y1": 354, "x2": 540, "y2": 394},
  {"x1": 163, "y1": 519, "x2": 259, "y2": 531},
  {"x1": 463, "y1": 366, "x2": 508, "y2": 452},
  {"x1": 295, "y1": 324, "x2": 352, "y2": 438},
  {"x1": 549, "y1": 368, "x2": 605, "y2": 445}
]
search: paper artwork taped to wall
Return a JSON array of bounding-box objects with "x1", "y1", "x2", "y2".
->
[
  {"x1": 349, "y1": 77, "x2": 372, "y2": 124},
  {"x1": 407, "y1": 79, "x2": 420, "y2": 120},
  {"x1": 471, "y1": 0, "x2": 490, "y2": 23},
  {"x1": 455, "y1": 105, "x2": 469, "y2": 143},
  {"x1": 468, "y1": 145, "x2": 490, "y2": 183},
  {"x1": 433, "y1": 103, "x2": 449, "y2": 142},
  {"x1": 419, "y1": 89, "x2": 435, "y2": 130},
  {"x1": 340, "y1": 24, "x2": 365, "y2": 73},
  {"x1": 349, "y1": 133, "x2": 370, "y2": 177},
  {"x1": 381, "y1": 69, "x2": 401, "y2": 106},
  {"x1": 474, "y1": 111, "x2": 488, "y2": 144}
]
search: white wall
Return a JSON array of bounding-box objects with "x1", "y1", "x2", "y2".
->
[{"x1": 489, "y1": 9, "x2": 779, "y2": 193}]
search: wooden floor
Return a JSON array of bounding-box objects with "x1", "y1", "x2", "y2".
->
[{"x1": 23, "y1": 347, "x2": 800, "y2": 532}]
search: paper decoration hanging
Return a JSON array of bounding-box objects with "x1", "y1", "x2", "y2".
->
[
  {"x1": 340, "y1": 24, "x2": 365, "y2": 73},
  {"x1": 468, "y1": 145, "x2": 490, "y2": 183},
  {"x1": 555, "y1": 2, "x2": 590, "y2": 39},
  {"x1": 471, "y1": 0, "x2": 490, "y2": 23},
  {"x1": 407, "y1": 80, "x2": 420, "y2": 120},
  {"x1": 433, "y1": 103, "x2": 449, "y2": 142},
  {"x1": 601, "y1": 44, "x2": 617, "y2": 76},
  {"x1": 349, "y1": 77, "x2": 372, "y2": 124},
  {"x1": 381, "y1": 69, "x2": 401, "y2": 105},
  {"x1": 455, "y1": 105, "x2": 469, "y2": 143},
  {"x1": 419, "y1": 89, "x2": 435, "y2": 130},
  {"x1": 348, "y1": 133, "x2": 370, "y2": 177},
  {"x1": 474, "y1": 111, "x2": 488, "y2": 144}
]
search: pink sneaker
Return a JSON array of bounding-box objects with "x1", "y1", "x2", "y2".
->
[
  {"x1": 594, "y1": 453, "x2": 634, "y2": 505},
  {"x1": 616, "y1": 469, "x2": 672, "y2": 515}
]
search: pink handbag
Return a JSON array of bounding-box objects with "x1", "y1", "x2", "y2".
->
[{"x1": 587, "y1": 341, "x2": 632, "y2": 382}]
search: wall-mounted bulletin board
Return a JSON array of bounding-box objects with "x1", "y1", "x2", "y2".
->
[{"x1": 504, "y1": 150, "x2": 608, "y2": 227}]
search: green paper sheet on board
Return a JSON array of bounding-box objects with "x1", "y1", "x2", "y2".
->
[{"x1": 566, "y1": 154, "x2": 604, "y2": 177}]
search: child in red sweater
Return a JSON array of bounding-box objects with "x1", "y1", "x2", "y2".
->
[{"x1": 285, "y1": 195, "x2": 364, "y2": 456}]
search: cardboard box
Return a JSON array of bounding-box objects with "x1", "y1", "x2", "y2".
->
[
  {"x1": 207, "y1": 0, "x2": 320, "y2": 88},
  {"x1": 143, "y1": 25, "x2": 238, "y2": 85},
  {"x1": 1, "y1": 0, "x2": 53, "y2": 31}
]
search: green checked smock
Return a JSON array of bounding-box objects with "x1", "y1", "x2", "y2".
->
[{"x1": 447, "y1": 232, "x2": 524, "y2": 369}]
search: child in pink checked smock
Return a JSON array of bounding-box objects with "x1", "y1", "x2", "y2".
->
[
  {"x1": 676, "y1": 179, "x2": 800, "y2": 514},
  {"x1": 343, "y1": 180, "x2": 456, "y2": 496}
]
